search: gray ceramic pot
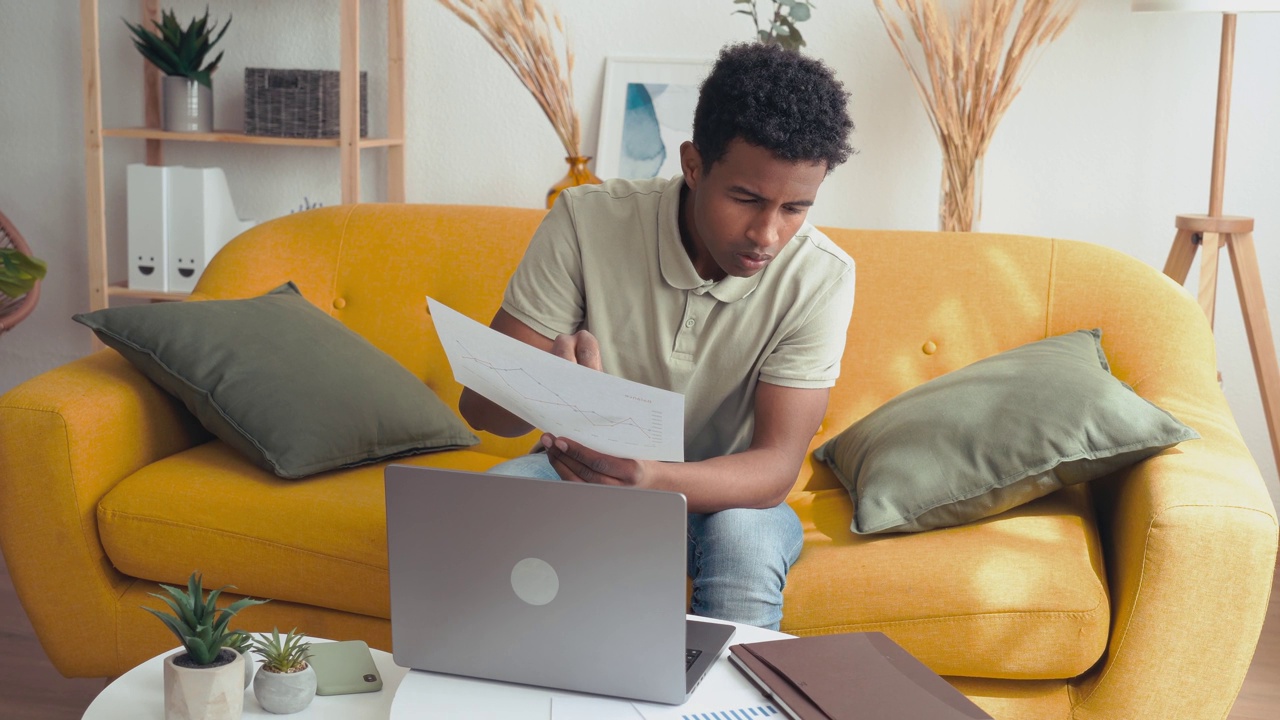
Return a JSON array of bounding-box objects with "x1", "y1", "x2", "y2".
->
[
  {"x1": 162, "y1": 76, "x2": 213, "y2": 133},
  {"x1": 252, "y1": 664, "x2": 316, "y2": 715}
]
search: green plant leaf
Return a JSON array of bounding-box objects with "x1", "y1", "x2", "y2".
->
[
  {"x1": 124, "y1": 7, "x2": 230, "y2": 79},
  {"x1": 208, "y1": 14, "x2": 233, "y2": 58},
  {"x1": 152, "y1": 586, "x2": 199, "y2": 630},
  {"x1": 785, "y1": 23, "x2": 805, "y2": 50},
  {"x1": 15, "y1": 253, "x2": 46, "y2": 279},
  {"x1": 789, "y1": 3, "x2": 811, "y2": 22},
  {"x1": 225, "y1": 595, "x2": 270, "y2": 615},
  {"x1": 141, "y1": 606, "x2": 184, "y2": 638},
  {"x1": 203, "y1": 584, "x2": 226, "y2": 621},
  {"x1": 0, "y1": 278, "x2": 26, "y2": 298},
  {"x1": 186, "y1": 635, "x2": 215, "y2": 666}
]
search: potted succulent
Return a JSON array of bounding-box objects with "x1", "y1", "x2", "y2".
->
[
  {"x1": 143, "y1": 572, "x2": 268, "y2": 720},
  {"x1": 123, "y1": 7, "x2": 232, "y2": 132},
  {"x1": 250, "y1": 628, "x2": 316, "y2": 714}
]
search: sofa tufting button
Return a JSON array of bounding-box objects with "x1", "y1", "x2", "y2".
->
[
  {"x1": 923, "y1": 340, "x2": 937, "y2": 355},
  {"x1": 332, "y1": 298, "x2": 347, "y2": 310}
]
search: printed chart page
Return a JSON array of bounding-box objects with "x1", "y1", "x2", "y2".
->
[{"x1": 428, "y1": 298, "x2": 685, "y2": 462}]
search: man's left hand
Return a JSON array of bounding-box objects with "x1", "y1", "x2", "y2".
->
[{"x1": 541, "y1": 434, "x2": 651, "y2": 488}]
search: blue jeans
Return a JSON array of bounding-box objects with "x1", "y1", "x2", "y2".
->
[{"x1": 488, "y1": 453, "x2": 803, "y2": 631}]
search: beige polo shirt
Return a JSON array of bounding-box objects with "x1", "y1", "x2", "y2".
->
[{"x1": 502, "y1": 175, "x2": 855, "y2": 462}]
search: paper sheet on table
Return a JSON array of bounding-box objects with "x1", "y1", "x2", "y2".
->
[
  {"x1": 630, "y1": 700, "x2": 786, "y2": 720},
  {"x1": 551, "y1": 695, "x2": 644, "y2": 719},
  {"x1": 428, "y1": 297, "x2": 685, "y2": 462}
]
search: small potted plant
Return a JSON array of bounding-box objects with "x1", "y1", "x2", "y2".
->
[
  {"x1": 143, "y1": 572, "x2": 268, "y2": 720},
  {"x1": 251, "y1": 627, "x2": 316, "y2": 714},
  {"x1": 123, "y1": 7, "x2": 232, "y2": 132}
]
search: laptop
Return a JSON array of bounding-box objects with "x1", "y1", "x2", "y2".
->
[{"x1": 384, "y1": 465, "x2": 737, "y2": 705}]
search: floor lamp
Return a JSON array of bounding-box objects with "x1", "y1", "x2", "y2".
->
[{"x1": 1133, "y1": 0, "x2": 1280, "y2": 475}]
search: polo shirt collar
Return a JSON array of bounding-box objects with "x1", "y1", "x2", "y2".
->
[{"x1": 657, "y1": 175, "x2": 762, "y2": 303}]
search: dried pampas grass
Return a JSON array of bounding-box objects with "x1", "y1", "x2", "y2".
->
[
  {"x1": 874, "y1": 0, "x2": 1078, "y2": 231},
  {"x1": 438, "y1": 0, "x2": 582, "y2": 157}
]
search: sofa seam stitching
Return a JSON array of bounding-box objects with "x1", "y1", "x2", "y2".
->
[
  {"x1": 328, "y1": 205, "x2": 358, "y2": 314},
  {"x1": 97, "y1": 508, "x2": 386, "y2": 572},
  {"x1": 794, "y1": 601, "x2": 1108, "y2": 631},
  {"x1": 1045, "y1": 238, "x2": 1057, "y2": 337}
]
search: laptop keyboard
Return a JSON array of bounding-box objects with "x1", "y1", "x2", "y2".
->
[{"x1": 685, "y1": 648, "x2": 702, "y2": 671}]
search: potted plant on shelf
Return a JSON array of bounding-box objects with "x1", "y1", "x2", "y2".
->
[
  {"x1": 123, "y1": 7, "x2": 232, "y2": 133},
  {"x1": 143, "y1": 571, "x2": 268, "y2": 720},
  {"x1": 250, "y1": 628, "x2": 316, "y2": 715}
]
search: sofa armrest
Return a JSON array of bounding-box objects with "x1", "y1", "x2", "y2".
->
[
  {"x1": 0, "y1": 350, "x2": 210, "y2": 677},
  {"x1": 1071, "y1": 361, "x2": 1279, "y2": 719}
]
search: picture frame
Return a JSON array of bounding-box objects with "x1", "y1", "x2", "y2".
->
[{"x1": 594, "y1": 57, "x2": 714, "y2": 181}]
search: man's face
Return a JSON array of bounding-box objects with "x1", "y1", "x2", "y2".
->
[{"x1": 679, "y1": 138, "x2": 828, "y2": 281}]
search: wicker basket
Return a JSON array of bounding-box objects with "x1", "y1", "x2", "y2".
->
[{"x1": 244, "y1": 68, "x2": 367, "y2": 139}]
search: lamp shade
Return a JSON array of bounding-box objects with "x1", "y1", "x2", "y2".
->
[{"x1": 1133, "y1": 0, "x2": 1279, "y2": 11}]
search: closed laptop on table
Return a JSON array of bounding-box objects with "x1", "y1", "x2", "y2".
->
[{"x1": 384, "y1": 465, "x2": 735, "y2": 705}]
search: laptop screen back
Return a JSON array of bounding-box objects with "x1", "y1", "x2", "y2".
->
[{"x1": 385, "y1": 465, "x2": 690, "y2": 703}]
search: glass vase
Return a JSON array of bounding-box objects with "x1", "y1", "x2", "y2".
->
[
  {"x1": 938, "y1": 155, "x2": 984, "y2": 232},
  {"x1": 546, "y1": 156, "x2": 602, "y2": 209}
]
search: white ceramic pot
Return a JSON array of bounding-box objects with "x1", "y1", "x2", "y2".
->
[
  {"x1": 238, "y1": 649, "x2": 255, "y2": 688},
  {"x1": 253, "y1": 664, "x2": 317, "y2": 714},
  {"x1": 162, "y1": 649, "x2": 245, "y2": 720}
]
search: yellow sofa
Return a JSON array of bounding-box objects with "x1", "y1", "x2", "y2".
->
[{"x1": 1, "y1": 204, "x2": 1276, "y2": 719}]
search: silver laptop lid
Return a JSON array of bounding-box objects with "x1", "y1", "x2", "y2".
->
[{"x1": 385, "y1": 465, "x2": 689, "y2": 704}]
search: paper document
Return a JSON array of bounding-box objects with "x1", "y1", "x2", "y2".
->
[
  {"x1": 630, "y1": 701, "x2": 785, "y2": 720},
  {"x1": 551, "y1": 695, "x2": 644, "y2": 719},
  {"x1": 428, "y1": 298, "x2": 685, "y2": 462}
]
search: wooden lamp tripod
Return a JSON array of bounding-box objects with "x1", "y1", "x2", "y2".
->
[{"x1": 1135, "y1": 1, "x2": 1280, "y2": 474}]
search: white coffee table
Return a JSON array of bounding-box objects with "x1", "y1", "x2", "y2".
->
[
  {"x1": 83, "y1": 639, "x2": 408, "y2": 719},
  {"x1": 389, "y1": 618, "x2": 790, "y2": 719}
]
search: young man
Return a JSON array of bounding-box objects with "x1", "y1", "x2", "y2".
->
[{"x1": 459, "y1": 42, "x2": 855, "y2": 631}]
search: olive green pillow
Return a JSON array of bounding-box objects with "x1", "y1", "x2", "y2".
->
[
  {"x1": 814, "y1": 329, "x2": 1199, "y2": 534},
  {"x1": 74, "y1": 281, "x2": 478, "y2": 479}
]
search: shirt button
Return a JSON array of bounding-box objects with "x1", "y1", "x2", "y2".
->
[
  {"x1": 684, "y1": 319, "x2": 695, "y2": 328},
  {"x1": 333, "y1": 298, "x2": 347, "y2": 310}
]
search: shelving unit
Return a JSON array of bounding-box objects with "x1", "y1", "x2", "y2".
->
[{"x1": 79, "y1": 0, "x2": 407, "y2": 310}]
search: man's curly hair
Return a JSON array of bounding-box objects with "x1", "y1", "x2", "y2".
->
[{"x1": 693, "y1": 43, "x2": 853, "y2": 173}]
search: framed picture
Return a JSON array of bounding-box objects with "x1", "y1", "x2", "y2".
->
[{"x1": 594, "y1": 57, "x2": 714, "y2": 181}]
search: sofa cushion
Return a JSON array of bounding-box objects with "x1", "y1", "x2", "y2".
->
[
  {"x1": 814, "y1": 329, "x2": 1198, "y2": 533},
  {"x1": 100, "y1": 440, "x2": 1108, "y2": 681},
  {"x1": 98, "y1": 441, "x2": 510, "y2": 619},
  {"x1": 73, "y1": 281, "x2": 479, "y2": 479},
  {"x1": 782, "y1": 482, "x2": 1109, "y2": 680}
]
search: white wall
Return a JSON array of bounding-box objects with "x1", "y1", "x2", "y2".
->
[{"x1": 1, "y1": 0, "x2": 1277, "y2": 502}]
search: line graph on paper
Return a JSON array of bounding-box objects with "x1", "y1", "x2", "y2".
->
[{"x1": 427, "y1": 297, "x2": 685, "y2": 462}]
